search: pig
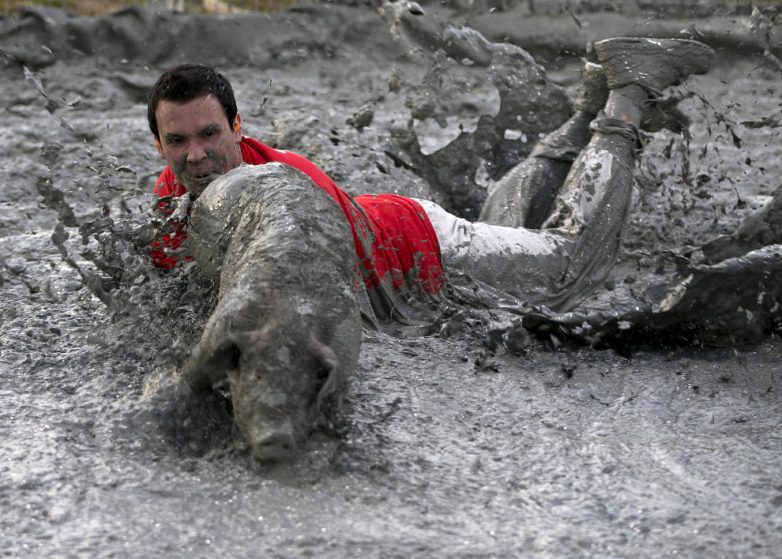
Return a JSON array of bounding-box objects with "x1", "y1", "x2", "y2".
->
[{"x1": 180, "y1": 164, "x2": 362, "y2": 462}]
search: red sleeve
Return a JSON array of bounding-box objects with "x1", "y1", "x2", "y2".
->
[
  {"x1": 150, "y1": 167, "x2": 188, "y2": 270},
  {"x1": 148, "y1": 222, "x2": 187, "y2": 271},
  {"x1": 153, "y1": 166, "x2": 186, "y2": 198}
]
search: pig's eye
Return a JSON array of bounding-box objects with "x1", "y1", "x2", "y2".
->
[
  {"x1": 311, "y1": 367, "x2": 332, "y2": 409},
  {"x1": 229, "y1": 345, "x2": 241, "y2": 369}
]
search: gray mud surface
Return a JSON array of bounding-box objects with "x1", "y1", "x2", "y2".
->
[{"x1": 1, "y1": 3, "x2": 781, "y2": 557}]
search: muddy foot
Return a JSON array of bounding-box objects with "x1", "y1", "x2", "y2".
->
[
  {"x1": 574, "y1": 61, "x2": 609, "y2": 114},
  {"x1": 594, "y1": 37, "x2": 714, "y2": 93}
]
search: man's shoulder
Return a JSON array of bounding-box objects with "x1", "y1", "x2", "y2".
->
[
  {"x1": 241, "y1": 136, "x2": 299, "y2": 166},
  {"x1": 242, "y1": 137, "x2": 337, "y2": 189}
]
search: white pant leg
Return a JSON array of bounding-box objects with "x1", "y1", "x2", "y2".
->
[{"x1": 415, "y1": 199, "x2": 575, "y2": 302}]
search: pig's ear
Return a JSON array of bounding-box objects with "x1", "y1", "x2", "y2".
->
[
  {"x1": 182, "y1": 336, "x2": 240, "y2": 393},
  {"x1": 308, "y1": 336, "x2": 342, "y2": 418}
]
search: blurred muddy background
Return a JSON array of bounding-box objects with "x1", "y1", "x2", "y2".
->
[{"x1": 1, "y1": 1, "x2": 781, "y2": 557}]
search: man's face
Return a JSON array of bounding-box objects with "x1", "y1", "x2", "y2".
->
[{"x1": 155, "y1": 94, "x2": 243, "y2": 197}]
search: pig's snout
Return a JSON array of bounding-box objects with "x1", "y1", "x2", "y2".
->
[{"x1": 248, "y1": 424, "x2": 296, "y2": 463}]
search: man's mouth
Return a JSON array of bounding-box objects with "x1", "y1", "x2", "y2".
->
[
  {"x1": 189, "y1": 173, "x2": 216, "y2": 186},
  {"x1": 182, "y1": 173, "x2": 219, "y2": 196}
]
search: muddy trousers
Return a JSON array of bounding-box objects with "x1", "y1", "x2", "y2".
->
[
  {"x1": 416, "y1": 115, "x2": 640, "y2": 312},
  {"x1": 417, "y1": 198, "x2": 573, "y2": 304}
]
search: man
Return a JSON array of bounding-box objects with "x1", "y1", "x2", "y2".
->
[{"x1": 148, "y1": 37, "x2": 715, "y2": 320}]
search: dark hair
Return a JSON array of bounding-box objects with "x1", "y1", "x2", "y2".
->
[{"x1": 147, "y1": 64, "x2": 237, "y2": 139}]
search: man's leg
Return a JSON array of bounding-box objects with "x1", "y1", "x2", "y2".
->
[
  {"x1": 541, "y1": 38, "x2": 714, "y2": 309},
  {"x1": 418, "y1": 198, "x2": 575, "y2": 304},
  {"x1": 431, "y1": 38, "x2": 715, "y2": 312},
  {"x1": 479, "y1": 61, "x2": 609, "y2": 229}
]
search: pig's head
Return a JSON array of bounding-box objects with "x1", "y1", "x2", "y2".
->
[
  {"x1": 227, "y1": 326, "x2": 348, "y2": 462},
  {"x1": 183, "y1": 318, "x2": 356, "y2": 463}
]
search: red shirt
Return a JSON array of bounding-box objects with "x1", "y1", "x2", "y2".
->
[{"x1": 151, "y1": 136, "x2": 444, "y2": 296}]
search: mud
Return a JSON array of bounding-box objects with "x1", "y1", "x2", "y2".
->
[{"x1": 1, "y1": 3, "x2": 782, "y2": 558}]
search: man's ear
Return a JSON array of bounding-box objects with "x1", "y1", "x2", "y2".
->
[
  {"x1": 232, "y1": 114, "x2": 242, "y2": 139},
  {"x1": 154, "y1": 137, "x2": 164, "y2": 158}
]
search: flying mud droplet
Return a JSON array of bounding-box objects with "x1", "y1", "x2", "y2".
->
[{"x1": 347, "y1": 102, "x2": 375, "y2": 133}]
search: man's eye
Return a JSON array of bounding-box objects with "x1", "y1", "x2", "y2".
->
[{"x1": 204, "y1": 129, "x2": 215, "y2": 137}]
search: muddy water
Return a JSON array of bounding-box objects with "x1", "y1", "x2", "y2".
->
[{"x1": 1, "y1": 4, "x2": 782, "y2": 558}]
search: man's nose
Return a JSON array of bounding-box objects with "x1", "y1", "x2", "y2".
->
[{"x1": 186, "y1": 141, "x2": 208, "y2": 163}]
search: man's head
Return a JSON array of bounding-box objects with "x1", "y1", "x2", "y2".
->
[{"x1": 148, "y1": 64, "x2": 243, "y2": 197}]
